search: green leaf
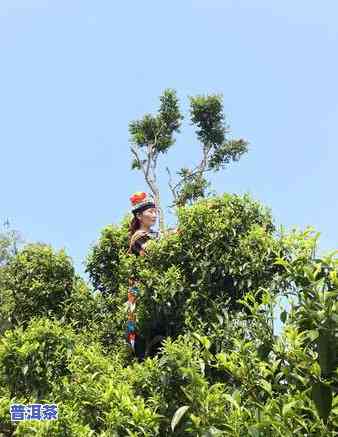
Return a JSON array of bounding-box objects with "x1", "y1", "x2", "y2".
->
[
  {"x1": 311, "y1": 382, "x2": 332, "y2": 424},
  {"x1": 91, "y1": 371, "x2": 101, "y2": 380},
  {"x1": 273, "y1": 257, "x2": 290, "y2": 272},
  {"x1": 193, "y1": 333, "x2": 211, "y2": 350},
  {"x1": 232, "y1": 389, "x2": 241, "y2": 405},
  {"x1": 248, "y1": 426, "x2": 261, "y2": 437},
  {"x1": 201, "y1": 427, "x2": 224, "y2": 436},
  {"x1": 280, "y1": 310, "x2": 287, "y2": 324},
  {"x1": 171, "y1": 405, "x2": 190, "y2": 431},
  {"x1": 198, "y1": 359, "x2": 205, "y2": 376},
  {"x1": 307, "y1": 329, "x2": 319, "y2": 342},
  {"x1": 216, "y1": 352, "x2": 227, "y2": 366},
  {"x1": 260, "y1": 380, "x2": 272, "y2": 396},
  {"x1": 282, "y1": 400, "x2": 298, "y2": 416},
  {"x1": 224, "y1": 394, "x2": 240, "y2": 409},
  {"x1": 323, "y1": 290, "x2": 338, "y2": 301},
  {"x1": 317, "y1": 330, "x2": 335, "y2": 376},
  {"x1": 22, "y1": 364, "x2": 29, "y2": 376}
]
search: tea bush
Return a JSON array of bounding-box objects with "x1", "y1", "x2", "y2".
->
[{"x1": 0, "y1": 192, "x2": 337, "y2": 436}]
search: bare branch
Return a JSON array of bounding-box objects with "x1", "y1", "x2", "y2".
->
[
  {"x1": 146, "y1": 142, "x2": 153, "y2": 180},
  {"x1": 130, "y1": 146, "x2": 157, "y2": 195},
  {"x1": 171, "y1": 142, "x2": 213, "y2": 193},
  {"x1": 131, "y1": 144, "x2": 165, "y2": 231},
  {"x1": 166, "y1": 166, "x2": 178, "y2": 202},
  {"x1": 200, "y1": 142, "x2": 211, "y2": 170},
  {"x1": 130, "y1": 146, "x2": 147, "y2": 179},
  {"x1": 150, "y1": 144, "x2": 158, "y2": 183}
]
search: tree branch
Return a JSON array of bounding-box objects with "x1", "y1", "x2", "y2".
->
[
  {"x1": 130, "y1": 146, "x2": 156, "y2": 195},
  {"x1": 166, "y1": 166, "x2": 178, "y2": 202},
  {"x1": 173, "y1": 158, "x2": 212, "y2": 190},
  {"x1": 171, "y1": 143, "x2": 213, "y2": 193},
  {"x1": 146, "y1": 142, "x2": 152, "y2": 181},
  {"x1": 130, "y1": 145, "x2": 165, "y2": 232}
]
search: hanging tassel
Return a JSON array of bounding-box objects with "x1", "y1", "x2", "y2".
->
[
  {"x1": 127, "y1": 331, "x2": 136, "y2": 351},
  {"x1": 126, "y1": 280, "x2": 140, "y2": 352}
]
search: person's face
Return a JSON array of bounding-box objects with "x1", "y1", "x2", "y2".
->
[{"x1": 137, "y1": 207, "x2": 157, "y2": 227}]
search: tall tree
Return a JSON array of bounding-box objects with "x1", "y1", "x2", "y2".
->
[
  {"x1": 167, "y1": 94, "x2": 248, "y2": 208},
  {"x1": 129, "y1": 89, "x2": 183, "y2": 233},
  {"x1": 129, "y1": 89, "x2": 249, "y2": 233}
]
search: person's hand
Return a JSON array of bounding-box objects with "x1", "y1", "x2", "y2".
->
[{"x1": 139, "y1": 241, "x2": 148, "y2": 256}]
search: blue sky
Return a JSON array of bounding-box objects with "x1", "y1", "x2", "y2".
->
[{"x1": 1, "y1": 1, "x2": 337, "y2": 287}]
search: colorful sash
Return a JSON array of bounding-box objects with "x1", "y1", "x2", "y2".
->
[
  {"x1": 126, "y1": 277, "x2": 139, "y2": 352},
  {"x1": 126, "y1": 229, "x2": 159, "y2": 354}
]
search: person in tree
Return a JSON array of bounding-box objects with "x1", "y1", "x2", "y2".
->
[
  {"x1": 127, "y1": 191, "x2": 159, "y2": 257},
  {"x1": 126, "y1": 191, "x2": 160, "y2": 360}
]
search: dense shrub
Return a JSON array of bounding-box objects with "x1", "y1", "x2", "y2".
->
[
  {"x1": 0, "y1": 318, "x2": 76, "y2": 399},
  {"x1": 0, "y1": 243, "x2": 74, "y2": 328},
  {"x1": 0, "y1": 193, "x2": 337, "y2": 435},
  {"x1": 85, "y1": 193, "x2": 291, "y2": 355}
]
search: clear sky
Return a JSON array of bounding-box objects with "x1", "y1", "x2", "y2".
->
[{"x1": 1, "y1": 1, "x2": 337, "y2": 285}]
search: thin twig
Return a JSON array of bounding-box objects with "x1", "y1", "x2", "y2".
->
[{"x1": 166, "y1": 166, "x2": 177, "y2": 201}]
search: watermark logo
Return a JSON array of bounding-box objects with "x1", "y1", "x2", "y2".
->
[{"x1": 10, "y1": 404, "x2": 58, "y2": 421}]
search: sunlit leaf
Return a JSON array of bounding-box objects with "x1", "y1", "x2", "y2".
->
[
  {"x1": 311, "y1": 382, "x2": 332, "y2": 424},
  {"x1": 171, "y1": 405, "x2": 190, "y2": 431}
]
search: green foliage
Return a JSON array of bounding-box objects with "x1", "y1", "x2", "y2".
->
[
  {"x1": 174, "y1": 169, "x2": 213, "y2": 207},
  {"x1": 0, "y1": 226, "x2": 23, "y2": 266},
  {"x1": 0, "y1": 318, "x2": 76, "y2": 399},
  {"x1": 173, "y1": 93, "x2": 248, "y2": 206},
  {"x1": 86, "y1": 193, "x2": 286, "y2": 357},
  {"x1": 129, "y1": 88, "x2": 183, "y2": 154},
  {"x1": 272, "y1": 248, "x2": 338, "y2": 426},
  {"x1": 0, "y1": 226, "x2": 24, "y2": 334},
  {"x1": 85, "y1": 222, "x2": 128, "y2": 295},
  {"x1": 189, "y1": 94, "x2": 226, "y2": 145},
  {"x1": 1, "y1": 193, "x2": 338, "y2": 435},
  {"x1": 0, "y1": 243, "x2": 74, "y2": 328},
  {"x1": 128, "y1": 89, "x2": 248, "y2": 219}
]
